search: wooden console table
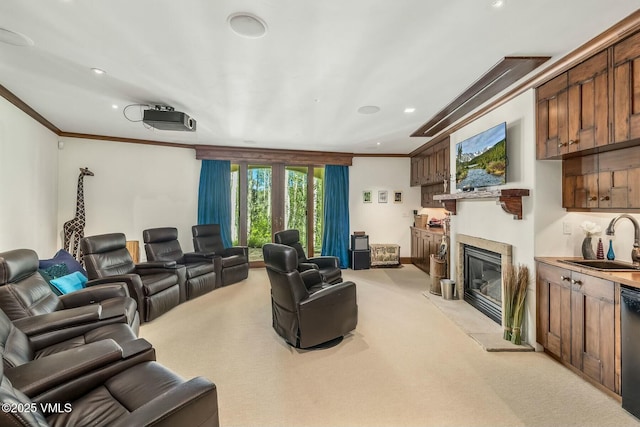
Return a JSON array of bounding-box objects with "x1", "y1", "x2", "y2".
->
[{"x1": 433, "y1": 189, "x2": 530, "y2": 220}]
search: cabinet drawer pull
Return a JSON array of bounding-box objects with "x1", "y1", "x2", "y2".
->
[
  {"x1": 568, "y1": 139, "x2": 579, "y2": 145},
  {"x1": 558, "y1": 142, "x2": 568, "y2": 148},
  {"x1": 560, "y1": 275, "x2": 571, "y2": 281},
  {"x1": 571, "y1": 279, "x2": 582, "y2": 285},
  {"x1": 600, "y1": 196, "x2": 610, "y2": 201},
  {"x1": 589, "y1": 196, "x2": 597, "y2": 201}
]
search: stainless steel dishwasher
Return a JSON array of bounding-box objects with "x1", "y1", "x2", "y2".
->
[{"x1": 621, "y1": 286, "x2": 640, "y2": 418}]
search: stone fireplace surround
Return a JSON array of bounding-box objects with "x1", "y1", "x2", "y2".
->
[{"x1": 455, "y1": 234, "x2": 513, "y2": 328}]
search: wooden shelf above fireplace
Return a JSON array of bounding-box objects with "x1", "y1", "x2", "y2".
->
[{"x1": 433, "y1": 189, "x2": 530, "y2": 220}]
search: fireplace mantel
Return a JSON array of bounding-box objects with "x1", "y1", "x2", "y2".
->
[{"x1": 433, "y1": 188, "x2": 530, "y2": 219}]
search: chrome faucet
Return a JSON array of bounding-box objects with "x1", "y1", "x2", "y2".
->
[{"x1": 605, "y1": 214, "x2": 640, "y2": 267}]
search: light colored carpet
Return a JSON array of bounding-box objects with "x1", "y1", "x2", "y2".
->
[{"x1": 139, "y1": 265, "x2": 639, "y2": 427}]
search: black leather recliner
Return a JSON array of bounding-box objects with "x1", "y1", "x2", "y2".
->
[
  {"x1": 81, "y1": 233, "x2": 182, "y2": 323},
  {"x1": 0, "y1": 249, "x2": 140, "y2": 335},
  {"x1": 0, "y1": 341, "x2": 219, "y2": 426},
  {"x1": 192, "y1": 224, "x2": 249, "y2": 287},
  {"x1": 263, "y1": 243, "x2": 357, "y2": 349},
  {"x1": 273, "y1": 229, "x2": 343, "y2": 284},
  {"x1": 0, "y1": 306, "x2": 148, "y2": 372},
  {"x1": 143, "y1": 227, "x2": 217, "y2": 302}
]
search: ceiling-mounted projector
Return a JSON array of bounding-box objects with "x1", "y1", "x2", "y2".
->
[{"x1": 142, "y1": 106, "x2": 196, "y2": 131}]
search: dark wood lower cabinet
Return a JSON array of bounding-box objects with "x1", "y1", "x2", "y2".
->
[
  {"x1": 537, "y1": 263, "x2": 572, "y2": 363},
  {"x1": 411, "y1": 227, "x2": 447, "y2": 275},
  {"x1": 570, "y1": 272, "x2": 616, "y2": 392},
  {"x1": 537, "y1": 261, "x2": 619, "y2": 395}
]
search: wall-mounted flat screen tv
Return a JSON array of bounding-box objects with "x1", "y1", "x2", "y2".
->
[{"x1": 455, "y1": 122, "x2": 507, "y2": 191}]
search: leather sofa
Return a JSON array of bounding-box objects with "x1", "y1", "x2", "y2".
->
[
  {"x1": 81, "y1": 233, "x2": 182, "y2": 323},
  {"x1": 0, "y1": 248, "x2": 140, "y2": 334},
  {"x1": 274, "y1": 229, "x2": 343, "y2": 284},
  {"x1": 143, "y1": 227, "x2": 217, "y2": 302},
  {"x1": 263, "y1": 243, "x2": 357, "y2": 348},
  {"x1": 192, "y1": 224, "x2": 249, "y2": 287}
]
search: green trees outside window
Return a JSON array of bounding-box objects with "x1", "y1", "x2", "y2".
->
[{"x1": 231, "y1": 164, "x2": 324, "y2": 262}]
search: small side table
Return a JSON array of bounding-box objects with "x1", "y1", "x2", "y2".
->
[{"x1": 126, "y1": 240, "x2": 140, "y2": 263}]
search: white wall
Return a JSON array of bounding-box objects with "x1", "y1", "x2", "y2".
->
[
  {"x1": 57, "y1": 138, "x2": 201, "y2": 260},
  {"x1": 448, "y1": 90, "x2": 538, "y2": 346},
  {"x1": 349, "y1": 157, "x2": 427, "y2": 255},
  {"x1": 0, "y1": 97, "x2": 59, "y2": 255},
  {"x1": 558, "y1": 212, "x2": 640, "y2": 263}
]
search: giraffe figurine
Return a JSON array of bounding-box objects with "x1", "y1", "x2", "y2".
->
[{"x1": 63, "y1": 167, "x2": 94, "y2": 261}]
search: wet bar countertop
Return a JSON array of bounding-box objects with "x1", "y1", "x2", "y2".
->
[{"x1": 536, "y1": 257, "x2": 640, "y2": 289}]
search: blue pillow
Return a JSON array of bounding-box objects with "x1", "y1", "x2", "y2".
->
[
  {"x1": 49, "y1": 272, "x2": 88, "y2": 295},
  {"x1": 39, "y1": 249, "x2": 87, "y2": 277},
  {"x1": 38, "y1": 263, "x2": 70, "y2": 296}
]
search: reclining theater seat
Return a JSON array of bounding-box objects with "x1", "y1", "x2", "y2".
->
[
  {"x1": 0, "y1": 307, "x2": 146, "y2": 371},
  {"x1": 0, "y1": 249, "x2": 140, "y2": 334},
  {"x1": 263, "y1": 243, "x2": 357, "y2": 349},
  {"x1": 274, "y1": 229, "x2": 343, "y2": 284},
  {"x1": 192, "y1": 224, "x2": 249, "y2": 287},
  {"x1": 143, "y1": 227, "x2": 216, "y2": 301},
  {"x1": 0, "y1": 344, "x2": 219, "y2": 427},
  {"x1": 81, "y1": 233, "x2": 182, "y2": 323}
]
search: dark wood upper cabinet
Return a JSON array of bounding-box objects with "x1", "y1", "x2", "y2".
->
[
  {"x1": 409, "y1": 136, "x2": 450, "y2": 207},
  {"x1": 537, "y1": 51, "x2": 609, "y2": 160},
  {"x1": 567, "y1": 50, "x2": 609, "y2": 153},
  {"x1": 537, "y1": 29, "x2": 640, "y2": 160},
  {"x1": 538, "y1": 28, "x2": 640, "y2": 212},
  {"x1": 537, "y1": 73, "x2": 569, "y2": 159},
  {"x1": 613, "y1": 30, "x2": 640, "y2": 144}
]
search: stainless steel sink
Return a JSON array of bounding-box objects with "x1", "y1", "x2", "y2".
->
[{"x1": 560, "y1": 259, "x2": 640, "y2": 271}]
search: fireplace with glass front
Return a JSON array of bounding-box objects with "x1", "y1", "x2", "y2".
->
[{"x1": 463, "y1": 245, "x2": 502, "y2": 324}]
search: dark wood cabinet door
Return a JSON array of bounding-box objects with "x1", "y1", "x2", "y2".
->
[
  {"x1": 410, "y1": 158, "x2": 420, "y2": 187},
  {"x1": 537, "y1": 263, "x2": 572, "y2": 362},
  {"x1": 567, "y1": 51, "x2": 609, "y2": 153},
  {"x1": 562, "y1": 154, "x2": 599, "y2": 209},
  {"x1": 570, "y1": 272, "x2": 615, "y2": 392},
  {"x1": 613, "y1": 30, "x2": 640, "y2": 144},
  {"x1": 411, "y1": 228, "x2": 420, "y2": 263},
  {"x1": 537, "y1": 73, "x2": 569, "y2": 159}
]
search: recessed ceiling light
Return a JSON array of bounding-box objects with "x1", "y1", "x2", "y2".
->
[
  {"x1": 0, "y1": 28, "x2": 34, "y2": 46},
  {"x1": 357, "y1": 105, "x2": 381, "y2": 115},
  {"x1": 491, "y1": 0, "x2": 505, "y2": 8},
  {"x1": 91, "y1": 68, "x2": 106, "y2": 75},
  {"x1": 404, "y1": 107, "x2": 416, "y2": 113},
  {"x1": 112, "y1": 104, "x2": 118, "y2": 109},
  {"x1": 376, "y1": 142, "x2": 381, "y2": 146},
  {"x1": 228, "y1": 13, "x2": 268, "y2": 38}
]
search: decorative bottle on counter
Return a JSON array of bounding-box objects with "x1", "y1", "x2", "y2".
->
[
  {"x1": 607, "y1": 239, "x2": 615, "y2": 261},
  {"x1": 597, "y1": 238, "x2": 605, "y2": 260},
  {"x1": 582, "y1": 236, "x2": 596, "y2": 260}
]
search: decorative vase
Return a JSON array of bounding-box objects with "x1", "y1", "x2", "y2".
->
[
  {"x1": 607, "y1": 239, "x2": 615, "y2": 260},
  {"x1": 582, "y1": 236, "x2": 596, "y2": 260},
  {"x1": 597, "y1": 238, "x2": 605, "y2": 260}
]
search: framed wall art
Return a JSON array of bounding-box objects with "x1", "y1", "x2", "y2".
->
[{"x1": 378, "y1": 190, "x2": 388, "y2": 203}]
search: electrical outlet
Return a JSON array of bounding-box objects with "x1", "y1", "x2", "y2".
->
[{"x1": 563, "y1": 222, "x2": 572, "y2": 235}]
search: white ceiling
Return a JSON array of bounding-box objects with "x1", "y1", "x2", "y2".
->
[{"x1": 0, "y1": 1, "x2": 638, "y2": 154}]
